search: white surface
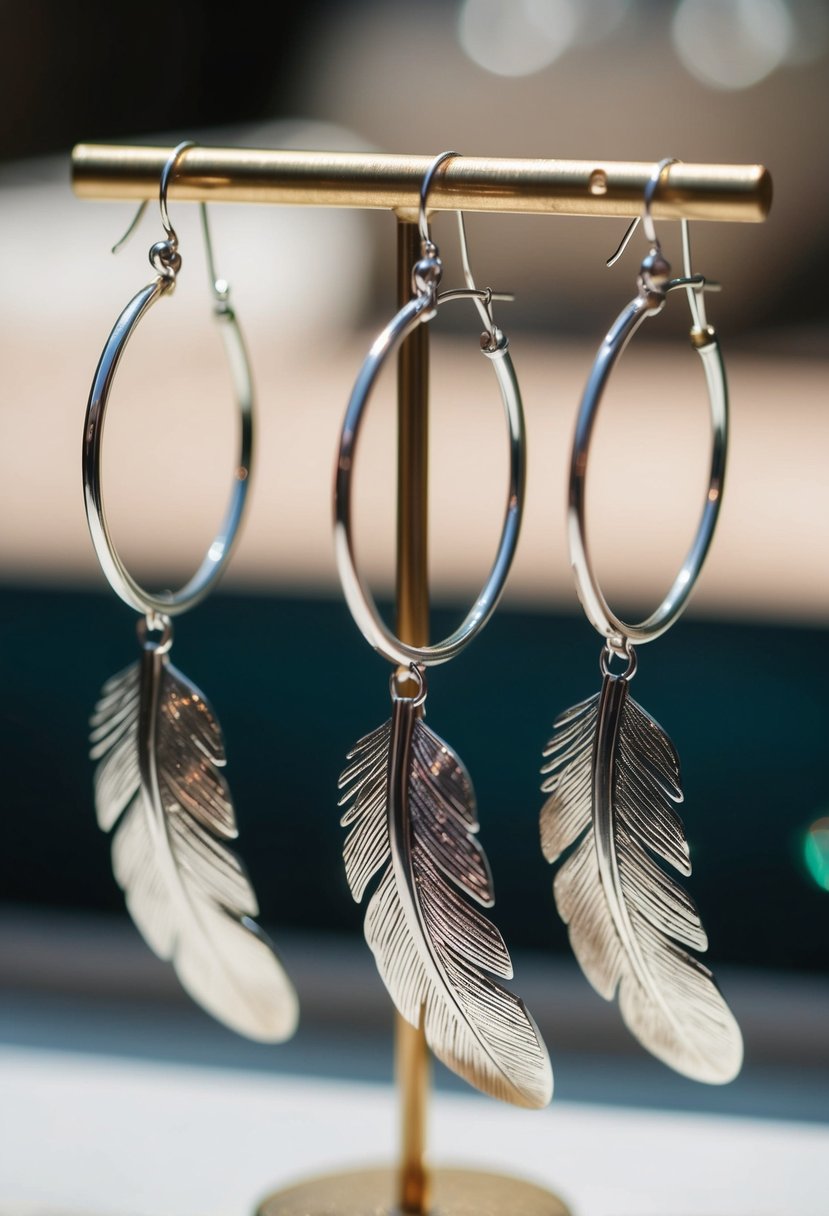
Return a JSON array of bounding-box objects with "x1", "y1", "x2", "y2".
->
[{"x1": 0, "y1": 1045, "x2": 825, "y2": 1216}]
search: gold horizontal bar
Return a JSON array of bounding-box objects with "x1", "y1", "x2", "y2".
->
[{"x1": 72, "y1": 145, "x2": 771, "y2": 223}]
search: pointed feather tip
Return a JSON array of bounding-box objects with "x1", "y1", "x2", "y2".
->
[
  {"x1": 176, "y1": 915, "x2": 300, "y2": 1044},
  {"x1": 513, "y1": 997, "x2": 554, "y2": 1109},
  {"x1": 403, "y1": 1001, "x2": 553, "y2": 1110},
  {"x1": 633, "y1": 965, "x2": 745, "y2": 1086},
  {"x1": 183, "y1": 977, "x2": 300, "y2": 1044},
  {"x1": 643, "y1": 1016, "x2": 744, "y2": 1086}
]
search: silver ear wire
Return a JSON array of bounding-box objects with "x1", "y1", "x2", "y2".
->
[
  {"x1": 109, "y1": 141, "x2": 227, "y2": 305},
  {"x1": 111, "y1": 141, "x2": 193, "y2": 277},
  {"x1": 417, "y1": 149, "x2": 458, "y2": 250},
  {"x1": 413, "y1": 151, "x2": 512, "y2": 348},
  {"x1": 606, "y1": 157, "x2": 679, "y2": 267},
  {"x1": 453, "y1": 209, "x2": 513, "y2": 349},
  {"x1": 605, "y1": 217, "x2": 639, "y2": 268},
  {"x1": 604, "y1": 158, "x2": 719, "y2": 331},
  {"x1": 680, "y1": 215, "x2": 709, "y2": 331},
  {"x1": 641, "y1": 156, "x2": 678, "y2": 245},
  {"x1": 199, "y1": 197, "x2": 230, "y2": 305},
  {"x1": 111, "y1": 200, "x2": 150, "y2": 255}
]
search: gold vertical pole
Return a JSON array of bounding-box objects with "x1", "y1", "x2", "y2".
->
[
  {"x1": 394, "y1": 218, "x2": 431, "y2": 1216},
  {"x1": 396, "y1": 219, "x2": 430, "y2": 656}
]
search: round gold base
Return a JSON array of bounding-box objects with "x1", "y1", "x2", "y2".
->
[{"x1": 256, "y1": 1166, "x2": 571, "y2": 1216}]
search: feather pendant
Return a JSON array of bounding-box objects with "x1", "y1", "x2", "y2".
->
[
  {"x1": 339, "y1": 695, "x2": 553, "y2": 1109},
  {"x1": 540, "y1": 671, "x2": 742, "y2": 1083},
  {"x1": 90, "y1": 642, "x2": 299, "y2": 1042}
]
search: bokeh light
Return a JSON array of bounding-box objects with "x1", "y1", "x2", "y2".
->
[
  {"x1": 571, "y1": 0, "x2": 632, "y2": 47},
  {"x1": 458, "y1": 0, "x2": 578, "y2": 77},
  {"x1": 784, "y1": 0, "x2": 829, "y2": 64},
  {"x1": 672, "y1": 0, "x2": 794, "y2": 89}
]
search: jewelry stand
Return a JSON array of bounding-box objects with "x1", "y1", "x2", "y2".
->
[{"x1": 71, "y1": 147, "x2": 771, "y2": 1216}]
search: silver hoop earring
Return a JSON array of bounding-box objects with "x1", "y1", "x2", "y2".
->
[
  {"x1": 84, "y1": 142, "x2": 298, "y2": 1043},
  {"x1": 335, "y1": 152, "x2": 552, "y2": 1110},
  {"x1": 539, "y1": 159, "x2": 743, "y2": 1084}
]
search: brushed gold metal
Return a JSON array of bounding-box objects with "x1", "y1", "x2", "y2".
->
[
  {"x1": 394, "y1": 219, "x2": 431, "y2": 1215},
  {"x1": 71, "y1": 145, "x2": 771, "y2": 222},
  {"x1": 395, "y1": 219, "x2": 430, "y2": 689},
  {"x1": 255, "y1": 1166, "x2": 572, "y2": 1216},
  {"x1": 396, "y1": 1009, "x2": 431, "y2": 1213}
]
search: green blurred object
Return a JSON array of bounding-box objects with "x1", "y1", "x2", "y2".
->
[{"x1": 804, "y1": 817, "x2": 829, "y2": 892}]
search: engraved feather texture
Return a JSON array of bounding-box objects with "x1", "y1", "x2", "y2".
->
[
  {"x1": 90, "y1": 646, "x2": 298, "y2": 1042},
  {"x1": 339, "y1": 697, "x2": 553, "y2": 1109},
  {"x1": 540, "y1": 673, "x2": 742, "y2": 1083}
]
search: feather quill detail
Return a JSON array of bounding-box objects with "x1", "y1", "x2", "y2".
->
[
  {"x1": 340, "y1": 697, "x2": 552, "y2": 1108},
  {"x1": 540, "y1": 672, "x2": 742, "y2": 1084},
  {"x1": 90, "y1": 645, "x2": 298, "y2": 1042}
]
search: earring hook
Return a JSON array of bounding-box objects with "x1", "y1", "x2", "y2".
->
[
  {"x1": 157, "y1": 140, "x2": 193, "y2": 245},
  {"x1": 606, "y1": 157, "x2": 679, "y2": 268},
  {"x1": 680, "y1": 216, "x2": 708, "y2": 331},
  {"x1": 111, "y1": 140, "x2": 194, "y2": 260},
  {"x1": 606, "y1": 156, "x2": 715, "y2": 329},
  {"x1": 415, "y1": 151, "x2": 511, "y2": 349},
  {"x1": 418, "y1": 150, "x2": 458, "y2": 250},
  {"x1": 110, "y1": 141, "x2": 229, "y2": 305}
]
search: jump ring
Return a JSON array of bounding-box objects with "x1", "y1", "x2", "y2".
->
[
  {"x1": 137, "y1": 612, "x2": 174, "y2": 655},
  {"x1": 390, "y1": 664, "x2": 428, "y2": 706},
  {"x1": 83, "y1": 279, "x2": 254, "y2": 617},
  {"x1": 599, "y1": 640, "x2": 638, "y2": 681},
  {"x1": 569, "y1": 289, "x2": 727, "y2": 646},
  {"x1": 335, "y1": 294, "x2": 525, "y2": 668}
]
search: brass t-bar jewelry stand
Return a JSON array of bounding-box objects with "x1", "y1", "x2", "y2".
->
[{"x1": 71, "y1": 145, "x2": 771, "y2": 1216}]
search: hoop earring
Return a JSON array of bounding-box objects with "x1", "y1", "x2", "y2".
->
[
  {"x1": 84, "y1": 142, "x2": 298, "y2": 1043},
  {"x1": 335, "y1": 152, "x2": 552, "y2": 1110},
  {"x1": 539, "y1": 159, "x2": 743, "y2": 1084}
]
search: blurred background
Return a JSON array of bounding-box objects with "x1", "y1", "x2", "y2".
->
[{"x1": 1, "y1": 0, "x2": 827, "y2": 1148}]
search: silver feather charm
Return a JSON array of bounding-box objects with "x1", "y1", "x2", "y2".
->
[
  {"x1": 340, "y1": 693, "x2": 553, "y2": 1108},
  {"x1": 90, "y1": 639, "x2": 299, "y2": 1042},
  {"x1": 540, "y1": 670, "x2": 742, "y2": 1083}
]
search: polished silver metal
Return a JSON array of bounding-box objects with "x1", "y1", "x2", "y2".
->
[
  {"x1": 110, "y1": 139, "x2": 197, "y2": 265},
  {"x1": 542, "y1": 164, "x2": 740, "y2": 1085},
  {"x1": 335, "y1": 300, "x2": 523, "y2": 667},
  {"x1": 335, "y1": 153, "x2": 525, "y2": 668},
  {"x1": 419, "y1": 151, "x2": 506, "y2": 348},
  {"x1": 83, "y1": 141, "x2": 254, "y2": 617},
  {"x1": 418, "y1": 150, "x2": 459, "y2": 245},
  {"x1": 454, "y1": 210, "x2": 508, "y2": 350},
  {"x1": 599, "y1": 637, "x2": 637, "y2": 681},
  {"x1": 605, "y1": 157, "x2": 679, "y2": 267},
  {"x1": 540, "y1": 671, "x2": 743, "y2": 1083},
  {"x1": 569, "y1": 161, "x2": 728, "y2": 648},
  {"x1": 340, "y1": 681, "x2": 552, "y2": 1108},
  {"x1": 90, "y1": 623, "x2": 299, "y2": 1042}
]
